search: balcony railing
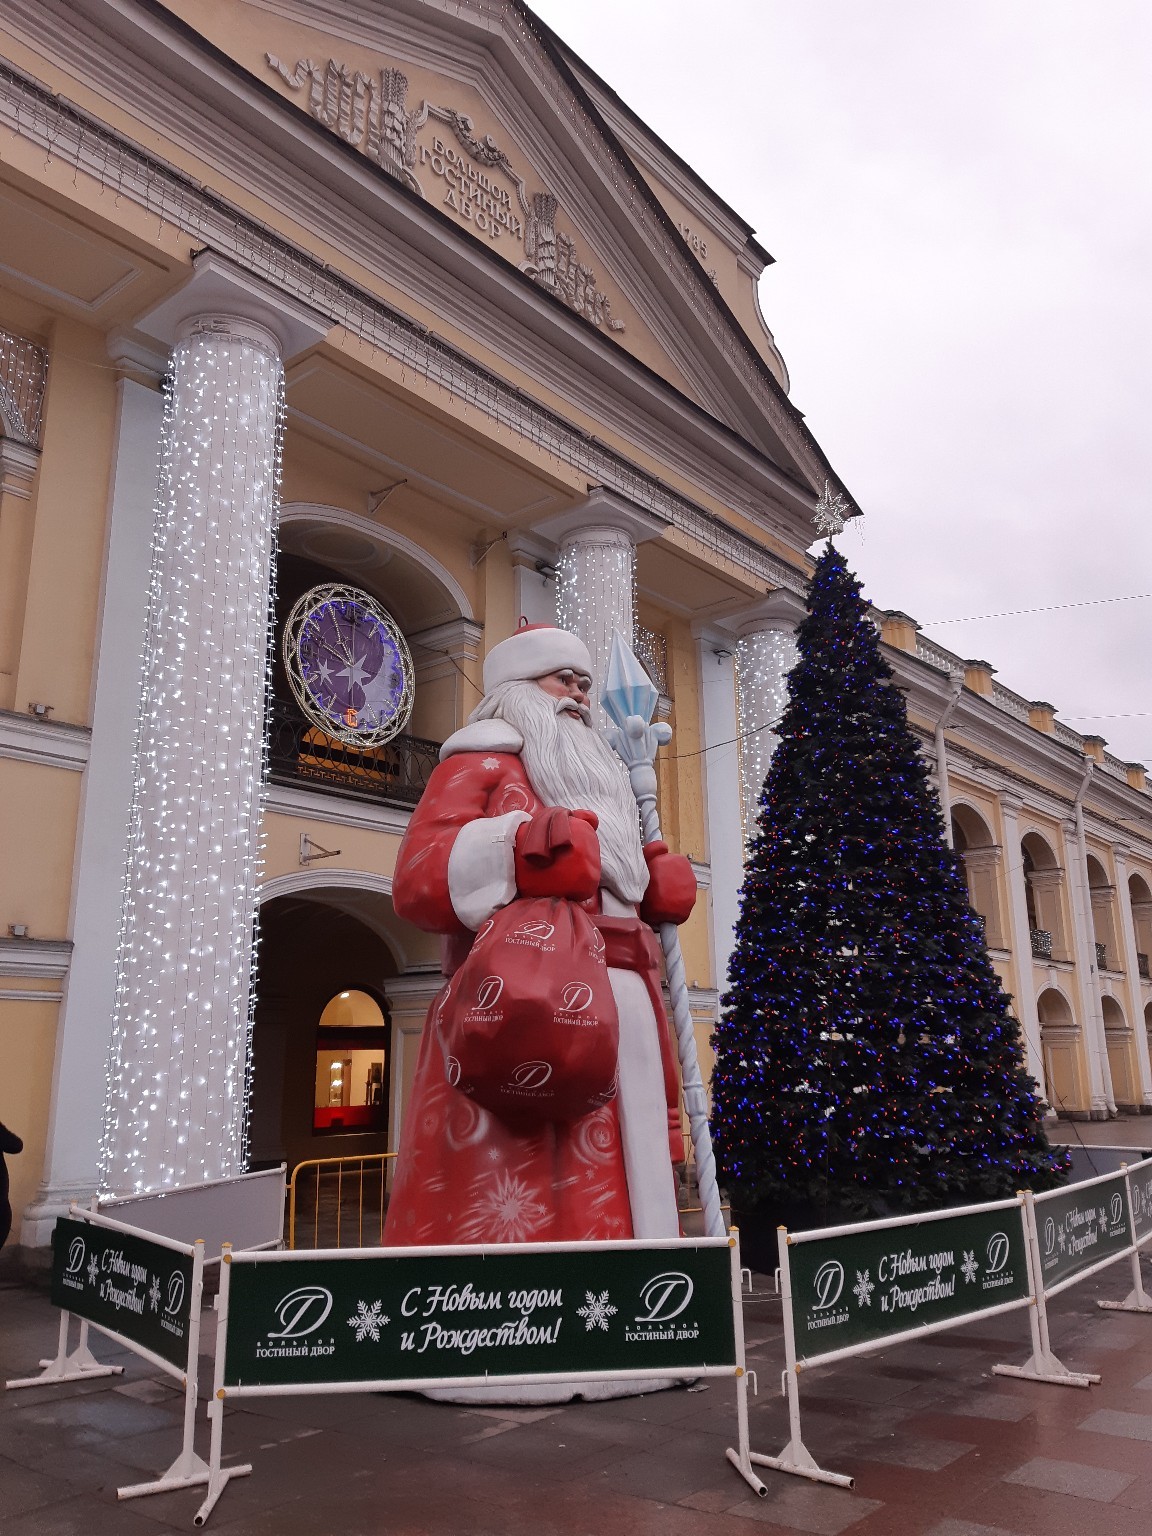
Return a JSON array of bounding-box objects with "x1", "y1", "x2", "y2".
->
[
  {"x1": 1095, "y1": 941, "x2": 1109, "y2": 970},
  {"x1": 1030, "y1": 928, "x2": 1053, "y2": 960},
  {"x1": 267, "y1": 702, "x2": 440, "y2": 808},
  {"x1": 1139, "y1": 953, "x2": 1150, "y2": 981}
]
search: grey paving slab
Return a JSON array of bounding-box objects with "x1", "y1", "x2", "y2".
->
[
  {"x1": 925, "y1": 1522, "x2": 1023, "y2": 1536},
  {"x1": 1080, "y1": 1407, "x2": 1152, "y2": 1441},
  {"x1": 1003, "y1": 1455, "x2": 1135, "y2": 1502},
  {"x1": 935, "y1": 1393, "x2": 1034, "y2": 1423},
  {"x1": 855, "y1": 1434, "x2": 976, "y2": 1472},
  {"x1": 728, "y1": 1477, "x2": 883, "y2": 1534}
]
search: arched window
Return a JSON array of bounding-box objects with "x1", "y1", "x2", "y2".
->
[
  {"x1": 1129, "y1": 875, "x2": 1152, "y2": 979},
  {"x1": 1086, "y1": 855, "x2": 1119, "y2": 973},
  {"x1": 1021, "y1": 833, "x2": 1067, "y2": 962},
  {"x1": 949, "y1": 804, "x2": 1004, "y2": 947}
]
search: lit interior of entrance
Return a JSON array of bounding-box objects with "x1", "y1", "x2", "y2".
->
[{"x1": 313, "y1": 988, "x2": 389, "y2": 1134}]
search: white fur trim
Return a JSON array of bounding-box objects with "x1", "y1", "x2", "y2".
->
[
  {"x1": 483, "y1": 628, "x2": 592, "y2": 693},
  {"x1": 446, "y1": 810, "x2": 531, "y2": 930},
  {"x1": 610, "y1": 966, "x2": 681, "y2": 1239},
  {"x1": 439, "y1": 719, "x2": 523, "y2": 761}
]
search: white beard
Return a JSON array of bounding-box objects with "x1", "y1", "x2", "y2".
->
[{"x1": 471, "y1": 681, "x2": 650, "y2": 905}]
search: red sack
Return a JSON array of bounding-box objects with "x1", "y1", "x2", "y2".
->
[{"x1": 436, "y1": 895, "x2": 619, "y2": 1128}]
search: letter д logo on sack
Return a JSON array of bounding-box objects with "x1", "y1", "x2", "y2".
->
[
  {"x1": 269, "y1": 1286, "x2": 333, "y2": 1339},
  {"x1": 165, "y1": 1273, "x2": 186, "y2": 1317},
  {"x1": 515, "y1": 920, "x2": 555, "y2": 942},
  {"x1": 560, "y1": 981, "x2": 594, "y2": 1013},
  {"x1": 987, "y1": 1232, "x2": 1011, "y2": 1273},
  {"x1": 636, "y1": 1271, "x2": 694, "y2": 1323},
  {"x1": 445, "y1": 1054, "x2": 462, "y2": 1087},
  {"x1": 812, "y1": 1260, "x2": 845, "y2": 1310},
  {"x1": 65, "y1": 1236, "x2": 86, "y2": 1276},
  {"x1": 474, "y1": 975, "x2": 504, "y2": 1010},
  {"x1": 510, "y1": 1060, "x2": 552, "y2": 1089}
]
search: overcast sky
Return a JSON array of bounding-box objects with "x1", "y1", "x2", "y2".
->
[{"x1": 529, "y1": 0, "x2": 1152, "y2": 766}]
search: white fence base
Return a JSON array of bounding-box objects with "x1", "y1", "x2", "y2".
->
[
  {"x1": 746, "y1": 1441, "x2": 854, "y2": 1490},
  {"x1": 119, "y1": 1451, "x2": 213, "y2": 1501},
  {"x1": 6, "y1": 1314, "x2": 123, "y2": 1390},
  {"x1": 1098, "y1": 1249, "x2": 1152, "y2": 1314},
  {"x1": 993, "y1": 1354, "x2": 1098, "y2": 1388}
]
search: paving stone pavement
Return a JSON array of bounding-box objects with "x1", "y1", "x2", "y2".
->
[{"x1": 3, "y1": 1253, "x2": 1152, "y2": 1536}]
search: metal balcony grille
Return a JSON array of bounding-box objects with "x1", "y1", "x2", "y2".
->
[
  {"x1": 1030, "y1": 928, "x2": 1053, "y2": 960},
  {"x1": 1095, "y1": 942, "x2": 1108, "y2": 970},
  {"x1": 267, "y1": 701, "x2": 439, "y2": 808},
  {"x1": 0, "y1": 328, "x2": 48, "y2": 447},
  {"x1": 1139, "y1": 953, "x2": 1150, "y2": 981}
]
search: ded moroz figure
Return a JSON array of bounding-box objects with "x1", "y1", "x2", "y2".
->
[{"x1": 383, "y1": 623, "x2": 697, "y2": 1248}]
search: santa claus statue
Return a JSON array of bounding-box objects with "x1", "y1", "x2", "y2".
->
[{"x1": 383, "y1": 623, "x2": 697, "y2": 1247}]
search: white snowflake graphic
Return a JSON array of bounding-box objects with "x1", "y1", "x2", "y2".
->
[
  {"x1": 463, "y1": 1169, "x2": 548, "y2": 1244},
  {"x1": 481, "y1": 757, "x2": 500, "y2": 770},
  {"x1": 577, "y1": 1290, "x2": 618, "y2": 1332},
  {"x1": 86, "y1": 1255, "x2": 99, "y2": 1287},
  {"x1": 148, "y1": 1275, "x2": 162, "y2": 1312},
  {"x1": 960, "y1": 1251, "x2": 979, "y2": 1284},
  {"x1": 347, "y1": 1299, "x2": 389, "y2": 1343},
  {"x1": 852, "y1": 1269, "x2": 875, "y2": 1308},
  {"x1": 1057, "y1": 1226, "x2": 1068, "y2": 1253}
]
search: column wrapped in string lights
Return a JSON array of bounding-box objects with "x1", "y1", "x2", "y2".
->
[
  {"x1": 99, "y1": 314, "x2": 286, "y2": 1194},
  {"x1": 735, "y1": 620, "x2": 800, "y2": 840},
  {"x1": 555, "y1": 523, "x2": 636, "y2": 726}
]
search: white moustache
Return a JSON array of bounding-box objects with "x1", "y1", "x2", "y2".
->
[{"x1": 556, "y1": 698, "x2": 592, "y2": 725}]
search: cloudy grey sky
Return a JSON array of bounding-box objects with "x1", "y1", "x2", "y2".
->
[{"x1": 530, "y1": 0, "x2": 1152, "y2": 766}]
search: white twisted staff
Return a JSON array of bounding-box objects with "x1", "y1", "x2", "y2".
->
[{"x1": 601, "y1": 630, "x2": 725, "y2": 1238}]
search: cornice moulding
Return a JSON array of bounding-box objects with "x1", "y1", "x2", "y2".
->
[
  {"x1": 0, "y1": 937, "x2": 74, "y2": 979},
  {"x1": 263, "y1": 784, "x2": 412, "y2": 836},
  {"x1": 0, "y1": 710, "x2": 90, "y2": 771}
]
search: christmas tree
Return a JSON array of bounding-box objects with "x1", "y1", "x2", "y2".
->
[{"x1": 711, "y1": 544, "x2": 1067, "y2": 1224}]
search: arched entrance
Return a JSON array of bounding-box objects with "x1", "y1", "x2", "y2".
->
[
  {"x1": 250, "y1": 882, "x2": 407, "y2": 1174},
  {"x1": 1036, "y1": 987, "x2": 1082, "y2": 1115},
  {"x1": 950, "y1": 803, "x2": 1004, "y2": 947},
  {"x1": 1101, "y1": 994, "x2": 1137, "y2": 1109}
]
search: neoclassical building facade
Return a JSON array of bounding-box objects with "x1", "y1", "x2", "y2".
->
[{"x1": 0, "y1": 1, "x2": 1148, "y2": 1251}]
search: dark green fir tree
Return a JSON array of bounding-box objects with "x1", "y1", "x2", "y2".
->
[{"x1": 711, "y1": 544, "x2": 1067, "y2": 1224}]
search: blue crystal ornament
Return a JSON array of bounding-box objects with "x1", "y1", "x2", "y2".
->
[{"x1": 601, "y1": 629, "x2": 659, "y2": 729}]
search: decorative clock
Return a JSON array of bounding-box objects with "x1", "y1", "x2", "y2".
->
[{"x1": 282, "y1": 583, "x2": 415, "y2": 747}]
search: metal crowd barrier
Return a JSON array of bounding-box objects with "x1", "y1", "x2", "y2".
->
[{"x1": 287, "y1": 1152, "x2": 397, "y2": 1249}]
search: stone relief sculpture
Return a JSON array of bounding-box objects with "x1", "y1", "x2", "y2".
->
[{"x1": 267, "y1": 53, "x2": 624, "y2": 332}]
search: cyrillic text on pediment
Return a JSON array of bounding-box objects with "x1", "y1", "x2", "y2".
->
[{"x1": 267, "y1": 53, "x2": 624, "y2": 333}]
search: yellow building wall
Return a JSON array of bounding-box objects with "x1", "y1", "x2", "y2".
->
[{"x1": 0, "y1": 992, "x2": 60, "y2": 1224}]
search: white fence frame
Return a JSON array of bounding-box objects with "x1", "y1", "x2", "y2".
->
[
  {"x1": 759, "y1": 1159, "x2": 1152, "y2": 1492},
  {"x1": 96, "y1": 1164, "x2": 286, "y2": 1262},
  {"x1": 4, "y1": 1204, "x2": 237, "y2": 1505},
  {"x1": 194, "y1": 1231, "x2": 765, "y2": 1526}
]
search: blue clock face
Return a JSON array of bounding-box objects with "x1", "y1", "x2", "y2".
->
[{"x1": 284, "y1": 585, "x2": 414, "y2": 746}]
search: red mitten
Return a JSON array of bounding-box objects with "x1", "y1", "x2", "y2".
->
[
  {"x1": 640, "y1": 841, "x2": 697, "y2": 926},
  {"x1": 514, "y1": 808, "x2": 601, "y2": 901}
]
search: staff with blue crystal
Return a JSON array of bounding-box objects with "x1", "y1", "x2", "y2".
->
[{"x1": 602, "y1": 631, "x2": 726, "y2": 1238}]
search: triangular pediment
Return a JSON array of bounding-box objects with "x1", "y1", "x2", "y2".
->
[{"x1": 152, "y1": 0, "x2": 834, "y2": 489}]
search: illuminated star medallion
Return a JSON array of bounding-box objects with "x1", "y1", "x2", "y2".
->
[
  {"x1": 283, "y1": 582, "x2": 415, "y2": 746},
  {"x1": 813, "y1": 480, "x2": 850, "y2": 538}
]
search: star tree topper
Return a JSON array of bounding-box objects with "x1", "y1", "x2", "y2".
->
[{"x1": 813, "y1": 480, "x2": 850, "y2": 538}]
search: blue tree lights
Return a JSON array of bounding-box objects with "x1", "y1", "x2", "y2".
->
[{"x1": 711, "y1": 546, "x2": 1067, "y2": 1223}]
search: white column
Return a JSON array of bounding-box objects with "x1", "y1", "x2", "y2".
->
[
  {"x1": 99, "y1": 256, "x2": 328, "y2": 1194},
  {"x1": 539, "y1": 488, "x2": 666, "y2": 726},
  {"x1": 694, "y1": 629, "x2": 743, "y2": 991},
  {"x1": 1062, "y1": 818, "x2": 1113, "y2": 1117},
  {"x1": 1113, "y1": 845, "x2": 1152, "y2": 1109},
  {"x1": 733, "y1": 595, "x2": 802, "y2": 838},
  {"x1": 997, "y1": 795, "x2": 1045, "y2": 1101},
  {"x1": 22, "y1": 375, "x2": 162, "y2": 1242}
]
